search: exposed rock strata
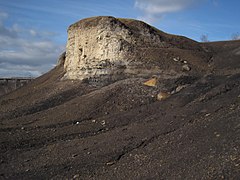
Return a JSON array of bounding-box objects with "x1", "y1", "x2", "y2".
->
[{"x1": 63, "y1": 16, "x2": 170, "y2": 80}]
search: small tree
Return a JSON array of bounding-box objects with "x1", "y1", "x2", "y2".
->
[
  {"x1": 200, "y1": 34, "x2": 209, "y2": 42},
  {"x1": 231, "y1": 32, "x2": 240, "y2": 40}
]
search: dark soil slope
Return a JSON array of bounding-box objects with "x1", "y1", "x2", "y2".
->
[{"x1": 0, "y1": 19, "x2": 240, "y2": 179}]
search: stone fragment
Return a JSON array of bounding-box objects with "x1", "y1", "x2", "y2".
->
[
  {"x1": 106, "y1": 161, "x2": 115, "y2": 166},
  {"x1": 143, "y1": 78, "x2": 157, "y2": 87},
  {"x1": 101, "y1": 120, "x2": 106, "y2": 126},
  {"x1": 205, "y1": 113, "x2": 211, "y2": 117},
  {"x1": 173, "y1": 58, "x2": 179, "y2": 62},
  {"x1": 175, "y1": 85, "x2": 187, "y2": 93},
  {"x1": 73, "y1": 174, "x2": 80, "y2": 179},
  {"x1": 182, "y1": 64, "x2": 191, "y2": 71},
  {"x1": 157, "y1": 92, "x2": 170, "y2": 101}
]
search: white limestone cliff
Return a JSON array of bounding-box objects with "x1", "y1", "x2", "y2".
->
[{"x1": 63, "y1": 16, "x2": 165, "y2": 80}]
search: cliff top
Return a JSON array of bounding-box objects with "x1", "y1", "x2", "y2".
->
[{"x1": 68, "y1": 16, "x2": 201, "y2": 50}]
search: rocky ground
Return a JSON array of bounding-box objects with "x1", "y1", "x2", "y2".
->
[
  {"x1": 0, "y1": 78, "x2": 32, "y2": 97},
  {"x1": 0, "y1": 17, "x2": 240, "y2": 179}
]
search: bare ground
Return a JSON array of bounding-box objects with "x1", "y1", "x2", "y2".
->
[{"x1": 0, "y1": 40, "x2": 240, "y2": 179}]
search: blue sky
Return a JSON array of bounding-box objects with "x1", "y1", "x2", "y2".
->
[{"x1": 0, "y1": 0, "x2": 239, "y2": 77}]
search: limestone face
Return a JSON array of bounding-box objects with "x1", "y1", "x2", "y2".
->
[
  {"x1": 63, "y1": 16, "x2": 165, "y2": 80},
  {"x1": 64, "y1": 17, "x2": 134, "y2": 80}
]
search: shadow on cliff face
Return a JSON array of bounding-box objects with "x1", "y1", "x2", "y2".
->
[{"x1": 0, "y1": 17, "x2": 240, "y2": 179}]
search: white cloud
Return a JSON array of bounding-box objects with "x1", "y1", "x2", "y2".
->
[
  {"x1": 0, "y1": 63, "x2": 42, "y2": 78},
  {"x1": 0, "y1": 11, "x2": 8, "y2": 20},
  {"x1": 135, "y1": 0, "x2": 205, "y2": 24},
  {"x1": 0, "y1": 12, "x2": 64, "y2": 77},
  {"x1": 29, "y1": 29, "x2": 37, "y2": 36},
  {"x1": 28, "y1": 29, "x2": 59, "y2": 38}
]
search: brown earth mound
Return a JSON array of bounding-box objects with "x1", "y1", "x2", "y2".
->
[{"x1": 0, "y1": 17, "x2": 240, "y2": 179}]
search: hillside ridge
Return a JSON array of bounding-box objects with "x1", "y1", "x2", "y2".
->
[
  {"x1": 0, "y1": 16, "x2": 240, "y2": 179},
  {"x1": 63, "y1": 16, "x2": 212, "y2": 81}
]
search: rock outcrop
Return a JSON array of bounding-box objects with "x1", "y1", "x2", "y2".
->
[
  {"x1": 63, "y1": 16, "x2": 167, "y2": 81},
  {"x1": 63, "y1": 16, "x2": 207, "y2": 82}
]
